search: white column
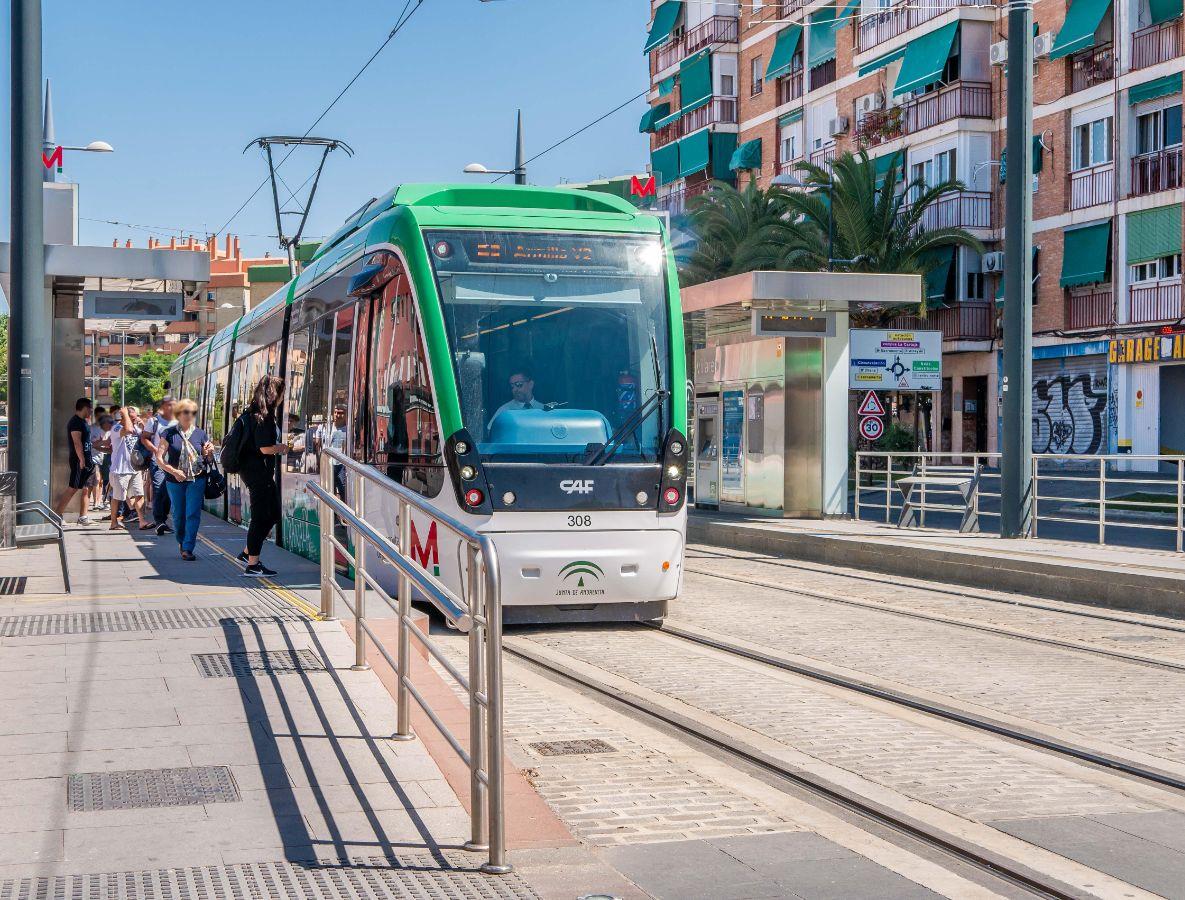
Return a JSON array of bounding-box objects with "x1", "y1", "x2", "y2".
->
[{"x1": 822, "y1": 309, "x2": 850, "y2": 516}]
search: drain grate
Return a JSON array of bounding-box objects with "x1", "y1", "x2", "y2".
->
[
  {"x1": 0, "y1": 856, "x2": 539, "y2": 899},
  {"x1": 0, "y1": 577, "x2": 27, "y2": 596},
  {"x1": 193, "y1": 649, "x2": 326, "y2": 678},
  {"x1": 0, "y1": 605, "x2": 307, "y2": 637},
  {"x1": 529, "y1": 738, "x2": 617, "y2": 757},
  {"x1": 68, "y1": 766, "x2": 241, "y2": 811}
]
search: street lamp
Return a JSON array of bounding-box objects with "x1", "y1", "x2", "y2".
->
[
  {"x1": 773, "y1": 171, "x2": 836, "y2": 271},
  {"x1": 462, "y1": 110, "x2": 527, "y2": 185}
]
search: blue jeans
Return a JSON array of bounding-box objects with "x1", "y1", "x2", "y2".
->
[
  {"x1": 166, "y1": 477, "x2": 206, "y2": 554},
  {"x1": 151, "y1": 461, "x2": 171, "y2": 525}
]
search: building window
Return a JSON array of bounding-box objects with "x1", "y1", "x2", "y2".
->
[
  {"x1": 1072, "y1": 117, "x2": 1113, "y2": 169},
  {"x1": 936, "y1": 148, "x2": 956, "y2": 184},
  {"x1": 780, "y1": 128, "x2": 798, "y2": 165},
  {"x1": 1131, "y1": 254, "x2": 1182, "y2": 282},
  {"x1": 1136, "y1": 104, "x2": 1183, "y2": 154},
  {"x1": 751, "y1": 56, "x2": 763, "y2": 95},
  {"x1": 721, "y1": 72, "x2": 736, "y2": 96}
]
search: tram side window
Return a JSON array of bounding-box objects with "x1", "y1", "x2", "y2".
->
[
  {"x1": 205, "y1": 367, "x2": 229, "y2": 445},
  {"x1": 284, "y1": 318, "x2": 334, "y2": 474},
  {"x1": 368, "y1": 258, "x2": 445, "y2": 498},
  {"x1": 283, "y1": 329, "x2": 310, "y2": 474}
]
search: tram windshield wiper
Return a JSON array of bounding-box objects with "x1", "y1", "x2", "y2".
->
[{"x1": 585, "y1": 389, "x2": 669, "y2": 466}]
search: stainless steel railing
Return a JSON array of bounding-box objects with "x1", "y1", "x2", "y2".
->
[
  {"x1": 855, "y1": 451, "x2": 1185, "y2": 552},
  {"x1": 305, "y1": 446, "x2": 510, "y2": 874}
]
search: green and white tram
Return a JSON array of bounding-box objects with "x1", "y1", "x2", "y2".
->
[{"x1": 170, "y1": 184, "x2": 687, "y2": 622}]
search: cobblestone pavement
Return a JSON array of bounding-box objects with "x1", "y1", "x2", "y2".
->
[
  {"x1": 518, "y1": 628, "x2": 1167, "y2": 824},
  {"x1": 674, "y1": 551, "x2": 1185, "y2": 765}
]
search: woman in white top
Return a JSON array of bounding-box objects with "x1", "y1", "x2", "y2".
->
[{"x1": 108, "y1": 406, "x2": 152, "y2": 531}]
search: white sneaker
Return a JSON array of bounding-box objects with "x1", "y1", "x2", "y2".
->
[{"x1": 77, "y1": 516, "x2": 93, "y2": 526}]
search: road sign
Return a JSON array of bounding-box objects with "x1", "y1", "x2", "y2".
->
[
  {"x1": 857, "y1": 390, "x2": 886, "y2": 417},
  {"x1": 850, "y1": 329, "x2": 942, "y2": 390},
  {"x1": 859, "y1": 416, "x2": 885, "y2": 441}
]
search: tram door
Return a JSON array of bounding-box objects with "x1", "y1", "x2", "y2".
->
[
  {"x1": 695, "y1": 396, "x2": 721, "y2": 508},
  {"x1": 326, "y1": 305, "x2": 357, "y2": 563}
]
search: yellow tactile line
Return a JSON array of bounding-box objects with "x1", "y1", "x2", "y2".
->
[{"x1": 196, "y1": 534, "x2": 324, "y2": 621}]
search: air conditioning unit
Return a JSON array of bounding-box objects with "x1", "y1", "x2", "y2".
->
[
  {"x1": 990, "y1": 40, "x2": 1008, "y2": 66},
  {"x1": 857, "y1": 92, "x2": 885, "y2": 116},
  {"x1": 982, "y1": 251, "x2": 1005, "y2": 273},
  {"x1": 1033, "y1": 31, "x2": 1054, "y2": 58},
  {"x1": 829, "y1": 116, "x2": 850, "y2": 136}
]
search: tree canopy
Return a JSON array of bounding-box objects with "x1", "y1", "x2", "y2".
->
[{"x1": 111, "y1": 350, "x2": 177, "y2": 409}]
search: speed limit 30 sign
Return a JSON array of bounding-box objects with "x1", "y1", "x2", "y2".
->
[{"x1": 859, "y1": 416, "x2": 885, "y2": 441}]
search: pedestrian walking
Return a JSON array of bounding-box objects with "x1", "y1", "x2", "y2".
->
[
  {"x1": 107, "y1": 406, "x2": 153, "y2": 531},
  {"x1": 55, "y1": 398, "x2": 96, "y2": 524},
  {"x1": 142, "y1": 397, "x2": 175, "y2": 535},
  {"x1": 233, "y1": 375, "x2": 287, "y2": 577},
  {"x1": 154, "y1": 399, "x2": 214, "y2": 561},
  {"x1": 88, "y1": 407, "x2": 108, "y2": 512},
  {"x1": 93, "y1": 412, "x2": 113, "y2": 511}
]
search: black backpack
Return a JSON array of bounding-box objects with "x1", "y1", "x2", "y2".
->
[{"x1": 219, "y1": 413, "x2": 252, "y2": 474}]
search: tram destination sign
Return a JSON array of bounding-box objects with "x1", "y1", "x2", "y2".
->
[{"x1": 849, "y1": 329, "x2": 942, "y2": 391}]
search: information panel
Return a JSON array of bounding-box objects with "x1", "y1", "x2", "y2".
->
[
  {"x1": 720, "y1": 389, "x2": 744, "y2": 493},
  {"x1": 849, "y1": 329, "x2": 942, "y2": 391}
]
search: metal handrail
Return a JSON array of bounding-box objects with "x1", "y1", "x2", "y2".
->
[
  {"x1": 305, "y1": 446, "x2": 510, "y2": 874},
  {"x1": 855, "y1": 451, "x2": 1185, "y2": 551}
]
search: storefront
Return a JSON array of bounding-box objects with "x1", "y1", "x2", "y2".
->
[{"x1": 1110, "y1": 330, "x2": 1185, "y2": 470}]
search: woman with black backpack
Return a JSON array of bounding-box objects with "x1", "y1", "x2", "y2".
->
[{"x1": 224, "y1": 375, "x2": 287, "y2": 577}]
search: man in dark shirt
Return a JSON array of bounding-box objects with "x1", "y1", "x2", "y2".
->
[{"x1": 55, "y1": 397, "x2": 96, "y2": 524}]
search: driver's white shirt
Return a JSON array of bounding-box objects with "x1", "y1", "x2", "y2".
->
[{"x1": 492, "y1": 398, "x2": 544, "y2": 420}]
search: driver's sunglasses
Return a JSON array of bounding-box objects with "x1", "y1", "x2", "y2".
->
[{"x1": 509, "y1": 381, "x2": 528, "y2": 389}]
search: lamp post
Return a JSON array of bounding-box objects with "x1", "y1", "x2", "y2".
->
[
  {"x1": 463, "y1": 110, "x2": 527, "y2": 185},
  {"x1": 42, "y1": 77, "x2": 114, "y2": 183}
]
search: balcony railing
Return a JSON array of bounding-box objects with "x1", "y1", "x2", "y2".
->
[
  {"x1": 809, "y1": 144, "x2": 836, "y2": 171},
  {"x1": 1066, "y1": 288, "x2": 1115, "y2": 329},
  {"x1": 856, "y1": 81, "x2": 991, "y2": 147},
  {"x1": 1068, "y1": 162, "x2": 1114, "y2": 210},
  {"x1": 903, "y1": 190, "x2": 993, "y2": 230},
  {"x1": 1068, "y1": 43, "x2": 1114, "y2": 94},
  {"x1": 778, "y1": 0, "x2": 805, "y2": 17},
  {"x1": 1130, "y1": 147, "x2": 1182, "y2": 196},
  {"x1": 656, "y1": 180, "x2": 711, "y2": 217},
  {"x1": 652, "y1": 96, "x2": 737, "y2": 147},
  {"x1": 1131, "y1": 18, "x2": 1181, "y2": 70},
  {"x1": 777, "y1": 70, "x2": 803, "y2": 105},
  {"x1": 776, "y1": 155, "x2": 804, "y2": 176},
  {"x1": 652, "y1": 15, "x2": 738, "y2": 72},
  {"x1": 1129, "y1": 280, "x2": 1184, "y2": 324},
  {"x1": 808, "y1": 58, "x2": 837, "y2": 92},
  {"x1": 857, "y1": 0, "x2": 980, "y2": 51},
  {"x1": 892, "y1": 302, "x2": 996, "y2": 341}
]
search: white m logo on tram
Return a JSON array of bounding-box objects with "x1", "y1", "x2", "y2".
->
[{"x1": 560, "y1": 479, "x2": 595, "y2": 495}]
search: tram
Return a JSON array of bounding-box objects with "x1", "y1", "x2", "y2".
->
[{"x1": 170, "y1": 183, "x2": 688, "y2": 622}]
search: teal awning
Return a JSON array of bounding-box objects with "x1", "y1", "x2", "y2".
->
[
  {"x1": 644, "y1": 1, "x2": 681, "y2": 53},
  {"x1": 808, "y1": 6, "x2": 838, "y2": 70},
  {"x1": 766, "y1": 26, "x2": 803, "y2": 80},
  {"x1": 779, "y1": 108, "x2": 804, "y2": 126},
  {"x1": 893, "y1": 21, "x2": 959, "y2": 96},
  {"x1": 1150, "y1": 0, "x2": 1183, "y2": 24},
  {"x1": 1049, "y1": 0, "x2": 1112, "y2": 60},
  {"x1": 1129, "y1": 72, "x2": 1182, "y2": 105},
  {"x1": 679, "y1": 129, "x2": 711, "y2": 179},
  {"x1": 1060, "y1": 220, "x2": 1112, "y2": 287},
  {"x1": 730, "y1": 138, "x2": 763, "y2": 171},
  {"x1": 923, "y1": 247, "x2": 956, "y2": 307},
  {"x1": 999, "y1": 136, "x2": 1045, "y2": 182},
  {"x1": 653, "y1": 109, "x2": 682, "y2": 129},
  {"x1": 874, "y1": 149, "x2": 906, "y2": 188},
  {"x1": 712, "y1": 132, "x2": 738, "y2": 182},
  {"x1": 651, "y1": 142, "x2": 681, "y2": 187},
  {"x1": 858, "y1": 45, "x2": 908, "y2": 77},
  {"x1": 680, "y1": 50, "x2": 712, "y2": 113},
  {"x1": 657, "y1": 75, "x2": 677, "y2": 97},
  {"x1": 996, "y1": 248, "x2": 1040, "y2": 303},
  {"x1": 1127, "y1": 204, "x2": 1182, "y2": 264},
  {"x1": 639, "y1": 103, "x2": 671, "y2": 133}
]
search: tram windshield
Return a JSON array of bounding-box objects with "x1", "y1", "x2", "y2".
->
[{"x1": 427, "y1": 229, "x2": 672, "y2": 463}]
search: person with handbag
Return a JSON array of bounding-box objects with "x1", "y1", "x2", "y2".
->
[{"x1": 153, "y1": 399, "x2": 214, "y2": 561}]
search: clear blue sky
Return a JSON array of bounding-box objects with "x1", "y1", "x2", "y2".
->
[{"x1": 0, "y1": 0, "x2": 653, "y2": 262}]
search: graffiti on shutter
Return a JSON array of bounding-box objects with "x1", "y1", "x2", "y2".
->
[{"x1": 1031, "y1": 355, "x2": 1109, "y2": 454}]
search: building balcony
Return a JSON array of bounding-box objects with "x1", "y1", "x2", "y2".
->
[
  {"x1": 776, "y1": 70, "x2": 803, "y2": 105},
  {"x1": 904, "y1": 190, "x2": 993, "y2": 230},
  {"x1": 652, "y1": 96, "x2": 738, "y2": 147},
  {"x1": 856, "y1": 81, "x2": 991, "y2": 148},
  {"x1": 857, "y1": 0, "x2": 981, "y2": 51},
  {"x1": 1130, "y1": 147, "x2": 1182, "y2": 196},
  {"x1": 1068, "y1": 43, "x2": 1114, "y2": 94},
  {"x1": 778, "y1": 0, "x2": 806, "y2": 17},
  {"x1": 655, "y1": 180, "x2": 711, "y2": 216},
  {"x1": 892, "y1": 301, "x2": 996, "y2": 341},
  {"x1": 808, "y1": 58, "x2": 836, "y2": 92},
  {"x1": 1068, "y1": 162, "x2": 1114, "y2": 210},
  {"x1": 651, "y1": 15, "x2": 738, "y2": 73},
  {"x1": 1066, "y1": 288, "x2": 1115, "y2": 329},
  {"x1": 1129, "y1": 280, "x2": 1183, "y2": 324},
  {"x1": 776, "y1": 155, "x2": 804, "y2": 176},
  {"x1": 809, "y1": 143, "x2": 836, "y2": 172},
  {"x1": 1131, "y1": 18, "x2": 1181, "y2": 71}
]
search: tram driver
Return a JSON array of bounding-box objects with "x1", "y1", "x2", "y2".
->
[{"x1": 490, "y1": 367, "x2": 546, "y2": 428}]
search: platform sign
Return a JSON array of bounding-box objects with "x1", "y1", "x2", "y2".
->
[
  {"x1": 850, "y1": 329, "x2": 942, "y2": 390},
  {"x1": 83, "y1": 290, "x2": 183, "y2": 321},
  {"x1": 859, "y1": 416, "x2": 885, "y2": 441}
]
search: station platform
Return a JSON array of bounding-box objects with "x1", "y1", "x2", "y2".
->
[
  {"x1": 688, "y1": 510, "x2": 1185, "y2": 617},
  {"x1": 0, "y1": 514, "x2": 636, "y2": 899}
]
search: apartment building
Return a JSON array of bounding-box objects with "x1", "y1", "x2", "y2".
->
[{"x1": 643, "y1": 0, "x2": 1185, "y2": 460}]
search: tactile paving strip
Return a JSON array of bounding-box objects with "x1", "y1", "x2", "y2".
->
[
  {"x1": 0, "y1": 606, "x2": 307, "y2": 637},
  {"x1": 192, "y1": 649, "x2": 327, "y2": 677},
  {"x1": 0, "y1": 856, "x2": 539, "y2": 899},
  {"x1": 528, "y1": 738, "x2": 617, "y2": 756},
  {"x1": 67, "y1": 766, "x2": 241, "y2": 811}
]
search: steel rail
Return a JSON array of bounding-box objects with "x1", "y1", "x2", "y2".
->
[{"x1": 503, "y1": 640, "x2": 1083, "y2": 900}]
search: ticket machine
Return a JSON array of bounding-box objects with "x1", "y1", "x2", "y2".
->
[{"x1": 694, "y1": 396, "x2": 721, "y2": 508}]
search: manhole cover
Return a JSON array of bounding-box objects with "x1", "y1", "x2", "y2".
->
[
  {"x1": 0, "y1": 606, "x2": 306, "y2": 637},
  {"x1": 529, "y1": 739, "x2": 617, "y2": 757},
  {"x1": 68, "y1": 766, "x2": 240, "y2": 811},
  {"x1": 193, "y1": 649, "x2": 326, "y2": 677}
]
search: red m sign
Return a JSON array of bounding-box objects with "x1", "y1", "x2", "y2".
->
[
  {"x1": 42, "y1": 145, "x2": 63, "y2": 171},
  {"x1": 630, "y1": 175, "x2": 656, "y2": 198}
]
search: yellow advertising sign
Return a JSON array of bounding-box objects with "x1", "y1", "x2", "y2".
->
[{"x1": 1109, "y1": 333, "x2": 1185, "y2": 364}]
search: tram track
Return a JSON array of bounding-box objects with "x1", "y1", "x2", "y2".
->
[{"x1": 502, "y1": 635, "x2": 1133, "y2": 900}]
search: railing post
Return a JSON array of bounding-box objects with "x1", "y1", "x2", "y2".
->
[
  {"x1": 1098, "y1": 456, "x2": 1107, "y2": 545},
  {"x1": 351, "y1": 479, "x2": 369, "y2": 671},
  {"x1": 855, "y1": 454, "x2": 862, "y2": 520},
  {"x1": 465, "y1": 542, "x2": 489, "y2": 855},
  {"x1": 393, "y1": 497, "x2": 414, "y2": 741},
  {"x1": 318, "y1": 451, "x2": 334, "y2": 619},
  {"x1": 1031, "y1": 456, "x2": 1039, "y2": 537},
  {"x1": 885, "y1": 455, "x2": 893, "y2": 523},
  {"x1": 920, "y1": 456, "x2": 928, "y2": 528},
  {"x1": 482, "y1": 546, "x2": 511, "y2": 875},
  {"x1": 1178, "y1": 459, "x2": 1184, "y2": 554}
]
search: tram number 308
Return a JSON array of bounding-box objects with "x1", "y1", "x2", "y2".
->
[{"x1": 567, "y1": 515, "x2": 592, "y2": 528}]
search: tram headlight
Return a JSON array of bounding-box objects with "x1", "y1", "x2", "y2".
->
[
  {"x1": 459, "y1": 464, "x2": 477, "y2": 481},
  {"x1": 502, "y1": 491, "x2": 516, "y2": 506},
  {"x1": 670, "y1": 440, "x2": 684, "y2": 456},
  {"x1": 632, "y1": 243, "x2": 664, "y2": 275},
  {"x1": 455, "y1": 441, "x2": 469, "y2": 455},
  {"x1": 432, "y1": 240, "x2": 453, "y2": 259},
  {"x1": 666, "y1": 464, "x2": 682, "y2": 481},
  {"x1": 636, "y1": 491, "x2": 649, "y2": 505},
  {"x1": 465, "y1": 488, "x2": 485, "y2": 507}
]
